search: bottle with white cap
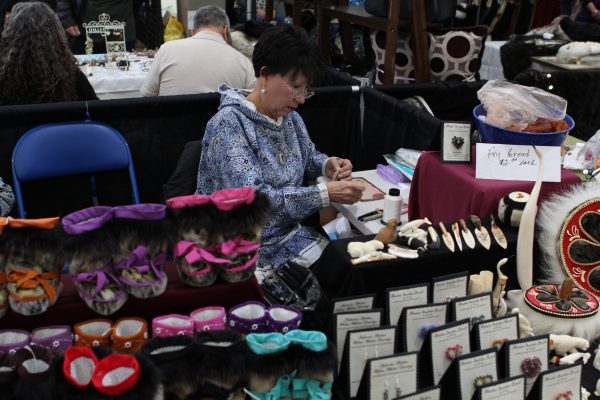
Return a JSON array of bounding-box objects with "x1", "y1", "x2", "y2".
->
[{"x1": 382, "y1": 188, "x2": 402, "y2": 224}]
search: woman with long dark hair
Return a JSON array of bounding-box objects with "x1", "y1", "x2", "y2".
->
[{"x1": 0, "y1": 1, "x2": 97, "y2": 105}]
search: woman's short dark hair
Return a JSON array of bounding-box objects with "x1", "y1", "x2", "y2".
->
[{"x1": 252, "y1": 24, "x2": 321, "y2": 82}]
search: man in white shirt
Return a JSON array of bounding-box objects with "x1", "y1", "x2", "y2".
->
[{"x1": 141, "y1": 5, "x2": 256, "y2": 96}]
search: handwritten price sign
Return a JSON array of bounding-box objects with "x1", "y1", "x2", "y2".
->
[{"x1": 475, "y1": 143, "x2": 561, "y2": 182}]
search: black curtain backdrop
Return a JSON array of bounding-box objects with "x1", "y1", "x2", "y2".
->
[
  {"x1": 0, "y1": 86, "x2": 361, "y2": 218},
  {"x1": 359, "y1": 81, "x2": 485, "y2": 170}
]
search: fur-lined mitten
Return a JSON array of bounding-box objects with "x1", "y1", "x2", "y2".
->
[
  {"x1": 30, "y1": 325, "x2": 73, "y2": 353},
  {"x1": 112, "y1": 204, "x2": 171, "y2": 299},
  {"x1": 208, "y1": 188, "x2": 269, "y2": 283},
  {"x1": 190, "y1": 306, "x2": 226, "y2": 331},
  {"x1": 62, "y1": 207, "x2": 127, "y2": 315},
  {"x1": 168, "y1": 195, "x2": 227, "y2": 287},
  {"x1": 227, "y1": 301, "x2": 268, "y2": 334},
  {"x1": 0, "y1": 217, "x2": 62, "y2": 316}
]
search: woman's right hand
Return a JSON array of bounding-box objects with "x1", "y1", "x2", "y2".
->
[{"x1": 326, "y1": 181, "x2": 365, "y2": 204}]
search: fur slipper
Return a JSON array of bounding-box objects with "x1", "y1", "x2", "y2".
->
[
  {"x1": 12, "y1": 345, "x2": 57, "y2": 400},
  {"x1": 152, "y1": 314, "x2": 195, "y2": 337},
  {"x1": 0, "y1": 329, "x2": 29, "y2": 354},
  {"x1": 0, "y1": 271, "x2": 8, "y2": 319},
  {"x1": 0, "y1": 217, "x2": 62, "y2": 316},
  {"x1": 112, "y1": 204, "x2": 171, "y2": 299},
  {"x1": 0, "y1": 352, "x2": 16, "y2": 400},
  {"x1": 286, "y1": 330, "x2": 336, "y2": 398},
  {"x1": 168, "y1": 195, "x2": 222, "y2": 287},
  {"x1": 267, "y1": 305, "x2": 302, "y2": 334},
  {"x1": 74, "y1": 319, "x2": 113, "y2": 349},
  {"x1": 141, "y1": 335, "x2": 197, "y2": 399},
  {"x1": 208, "y1": 189, "x2": 269, "y2": 283},
  {"x1": 227, "y1": 301, "x2": 268, "y2": 334},
  {"x1": 190, "y1": 306, "x2": 226, "y2": 331},
  {"x1": 30, "y1": 325, "x2": 73, "y2": 353},
  {"x1": 189, "y1": 330, "x2": 247, "y2": 399},
  {"x1": 112, "y1": 317, "x2": 149, "y2": 353},
  {"x1": 90, "y1": 353, "x2": 164, "y2": 400},
  {"x1": 245, "y1": 333, "x2": 295, "y2": 399},
  {"x1": 62, "y1": 207, "x2": 127, "y2": 316}
]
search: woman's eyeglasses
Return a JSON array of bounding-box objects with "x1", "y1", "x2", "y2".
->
[{"x1": 278, "y1": 75, "x2": 315, "y2": 100}]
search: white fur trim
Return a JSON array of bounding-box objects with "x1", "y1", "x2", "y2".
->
[
  {"x1": 537, "y1": 182, "x2": 600, "y2": 284},
  {"x1": 79, "y1": 321, "x2": 112, "y2": 337},
  {"x1": 102, "y1": 366, "x2": 135, "y2": 386},
  {"x1": 70, "y1": 356, "x2": 95, "y2": 385},
  {"x1": 232, "y1": 304, "x2": 265, "y2": 320},
  {"x1": 115, "y1": 320, "x2": 144, "y2": 337}
]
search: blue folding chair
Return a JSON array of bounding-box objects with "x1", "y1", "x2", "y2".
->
[{"x1": 12, "y1": 120, "x2": 141, "y2": 218}]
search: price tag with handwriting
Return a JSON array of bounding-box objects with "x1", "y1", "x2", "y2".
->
[{"x1": 475, "y1": 144, "x2": 561, "y2": 182}]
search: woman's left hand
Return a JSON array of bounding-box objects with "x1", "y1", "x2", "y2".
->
[{"x1": 325, "y1": 157, "x2": 353, "y2": 181}]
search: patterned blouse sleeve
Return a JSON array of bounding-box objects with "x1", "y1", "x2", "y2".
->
[
  {"x1": 199, "y1": 115, "x2": 324, "y2": 229},
  {"x1": 0, "y1": 177, "x2": 15, "y2": 217},
  {"x1": 294, "y1": 114, "x2": 328, "y2": 180}
]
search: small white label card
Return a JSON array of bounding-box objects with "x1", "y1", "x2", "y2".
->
[
  {"x1": 430, "y1": 320, "x2": 471, "y2": 385},
  {"x1": 367, "y1": 353, "x2": 418, "y2": 400},
  {"x1": 348, "y1": 327, "x2": 397, "y2": 398},
  {"x1": 474, "y1": 314, "x2": 519, "y2": 351},
  {"x1": 334, "y1": 310, "x2": 383, "y2": 372},
  {"x1": 402, "y1": 303, "x2": 448, "y2": 352},
  {"x1": 457, "y1": 349, "x2": 498, "y2": 400},
  {"x1": 431, "y1": 271, "x2": 468, "y2": 303},
  {"x1": 441, "y1": 121, "x2": 472, "y2": 163},
  {"x1": 475, "y1": 143, "x2": 561, "y2": 182},
  {"x1": 538, "y1": 363, "x2": 582, "y2": 400},
  {"x1": 451, "y1": 292, "x2": 493, "y2": 329},
  {"x1": 477, "y1": 376, "x2": 525, "y2": 400},
  {"x1": 398, "y1": 387, "x2": 441, "y2": 400},
  {"x1": 333, "y1": 294, "x2": 376, "y2": 313},
  {"x1": 386, "y1": 283, "x2": 429, "y2": 325},
  {"x1": 506, "y1": 335, "x2": 549, "y2": 396}
]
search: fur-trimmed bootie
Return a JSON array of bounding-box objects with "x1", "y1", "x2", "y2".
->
[
  {"x1": 244, "y1": 333, "x2": 296, "y2": 400},
  {"x1": 141, "y1": 335, "x2": 197, "y2": 399},
  {"x1": 187, "y1": 330, "x2": 247, "y2": 399},
  {"x1": 168, "y1": 195, "x2": 227, "y2": 287},
  {"x1": 62, "y1": 207, "x2": 127, "y2": 315},
  {"x1": 286, "y1": 330, "x2": 336, "y2": 399},
  {"x1": 209, "y1": 188, "x2": 269, "y2": 283},
  {"x1": 0, "y1": 217, "x2": 62, "y2": 316},
  {"x1": 12, "y1": 345, "x2": 57, "y2": 400},
  {"x1": 90, "y1": 353, "x2": 164, "y2": 400},
  {"x1": 0, "y1": 352, "x2": 17, "y2": 400},
  {"x1": 112, "y1": 204, "x2": 171, "y2": 299}
]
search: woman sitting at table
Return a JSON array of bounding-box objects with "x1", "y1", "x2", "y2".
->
[
  {"x1": 196, "y1": 24, "x2": 365, "y2": 269},
  {"x1": 0, "y1": 2, "x2": 97, "y2": 106},
  {"x1": 574, "y1": 0, "x2": 600, "y2": 22}
]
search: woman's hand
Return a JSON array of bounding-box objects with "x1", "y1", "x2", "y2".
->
[
  {"x1": 326, "y1": 181, "x2": 365, "y2": 204},
  {"x1": 325, "y1": 157, "x2": 353, "y2": 181}
]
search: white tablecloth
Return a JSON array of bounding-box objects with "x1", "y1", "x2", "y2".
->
[
  {"x1": 480, "y1": 41, "x2": 507, "y2": 81},
  {"x1": 78, "y1": 55, "x2": 153, "y2": 99}
]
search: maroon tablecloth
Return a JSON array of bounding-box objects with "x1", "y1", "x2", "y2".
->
[
  {"x1": 408, "y1": 150, "x2": 582, "y2": 222},
  {"x1": 0, "y1": 263, "x2": 264, "y2": 331}
]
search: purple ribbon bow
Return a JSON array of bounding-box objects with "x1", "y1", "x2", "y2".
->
[{"x1": 114, "y1": 246, "x2": 167, "y2": 286}]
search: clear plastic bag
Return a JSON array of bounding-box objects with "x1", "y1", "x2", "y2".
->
[
  {"x1": 477, "y1": 80, "x2": 568, "y2": 130},
  {"x1": 579, "y1": 129, "x2": 600, "y2": 171}
]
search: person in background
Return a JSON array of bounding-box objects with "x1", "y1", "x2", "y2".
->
[
  {"x1": 230, "y1": 19, "x2": 272, "y2": 59},
  {"x1": 196, "y1": 24, "x2": 365, "y2": 269},
  {"x1": 0, "y1": 177, "x2": 14, "y2": 217},
  {"x1": 0, "y1": 2, "x2": 97, "y2": 106},
  {"x1": 56, "y1": 0, "x2": 136, "y2": 54},
  {"x1": 574, "y1": 0, "x2": 600, "y2": 22},
  {"x1": 140, "y1": 5, "x2": 255, "y2": 96}
]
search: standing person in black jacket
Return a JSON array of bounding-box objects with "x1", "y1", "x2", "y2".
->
[{"x1": 56, "y1": 0, "x2": 136, "y2": 54}]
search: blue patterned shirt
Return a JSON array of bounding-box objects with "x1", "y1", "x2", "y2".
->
[
  {"x1": 0, "y1": 177, "x2": 14, "y2": 217},
  {"x1": 196, "y1": 85, "x2": 330, "y2": 268}
]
